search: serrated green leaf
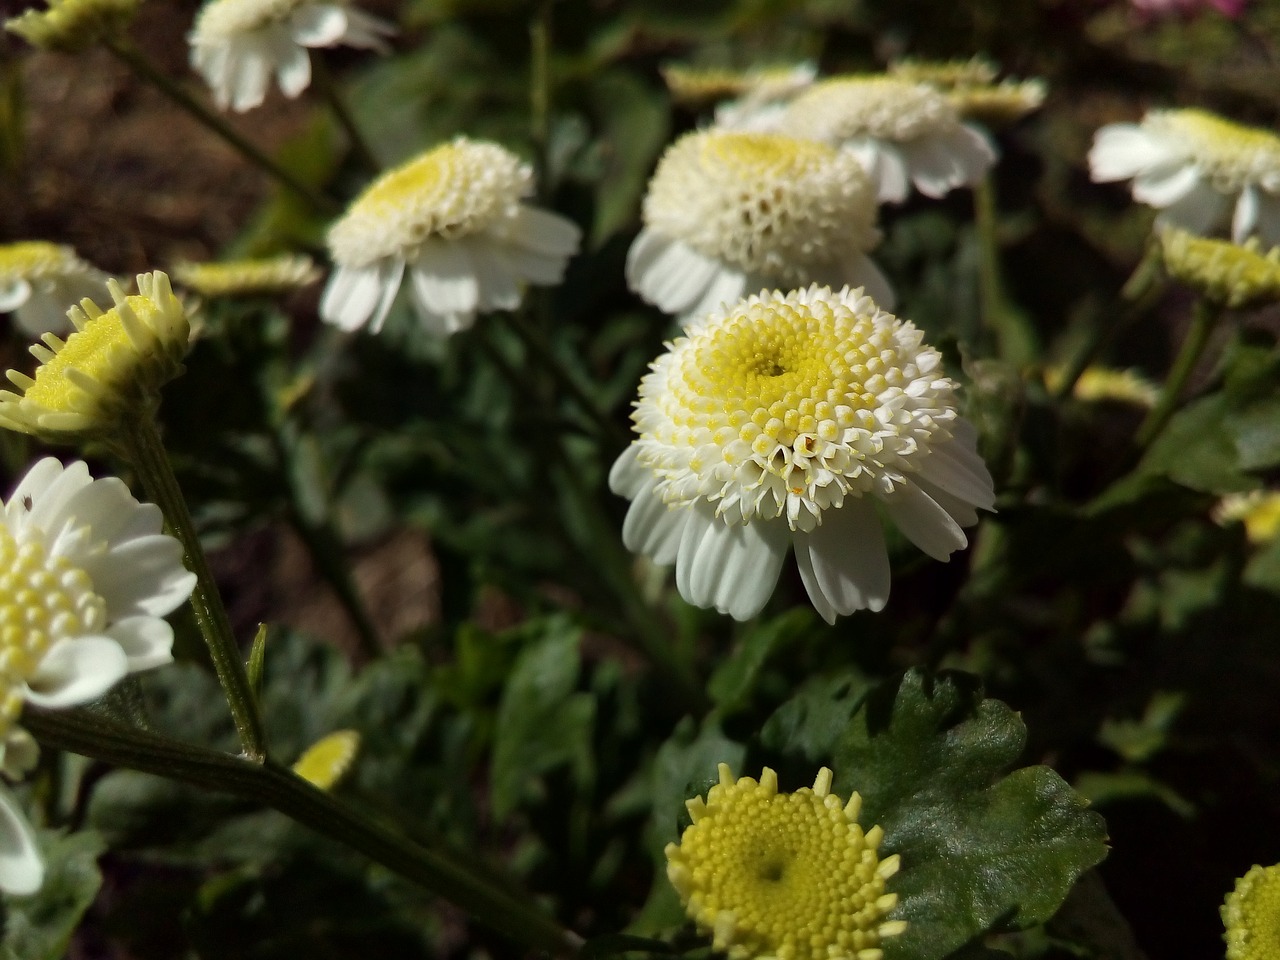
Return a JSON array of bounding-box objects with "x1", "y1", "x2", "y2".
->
[
  {"x1": 759, "y1": 671, "x2": 872, "y2": 762},
  {"x1": 2, "y1": 829, "x2": 104, "y2": 960},
  {"x1": 833, "y1": 670, "x2": 1108, "y2": 960},
  {"x1": 1136, "y1": 394, "x2": 1257, "y2": 494}
]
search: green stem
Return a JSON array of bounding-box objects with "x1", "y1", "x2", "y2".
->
[
  {"x1": 498, "y1": 309, "x2": 628, "y2": 449},
  {"x1": 23, "y1": 708, "x2": 582, "y2": 957},
  {"x1": 529, "y1": 0, "x2": 552, "y2": 192},
  {"x1": 975, "y1": 174, "x2": 1036, "y2": 364},
  {"x1": 1134, "y1": 297, "x2": 1223, "y2": 448},
  {"x1": 117, "y1": 415, "x2": 269, "y2": 762},
  {"x1": 104, "y1": 38, "x2": 337, "y2": 215},
  {"x1": 309, "y1": 51, "x2": 380, "y2": 175}
]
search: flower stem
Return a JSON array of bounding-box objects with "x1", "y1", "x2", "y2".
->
[
  {"x1": 1134, "y1": 297, "x2": 1224, "y2": 448},
  {"x1": 24, "y1": 707, "x2": 582, "y2": 957},
  {"x1": 117, "y1": 415, "x2": 269, "y2": 763},
  {"x1": 529, "y1": 0, "x2": 552, "y2": 192},
  {"x1": 309, "y1": 51, "x2": 380, "y2": 175},
  {"x1": 103, "y1": 38, "x2": 337, "y2": 215},
  {"x1": 974, "y1": 174, "x2": 1037, "y2": 364}
]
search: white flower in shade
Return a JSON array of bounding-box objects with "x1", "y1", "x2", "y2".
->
[
  {"x1": 189, "y1": 0, "x2": 395, "y2": 112},
  {"x1": 610, "y1": 286, "x2": 995, "y2": 623},
  {"x1": 778, "y1": 76, "x2": 997, "y2": 204},
  {"x1": 626, "y1": 131, "x2": 893, "y2": 321},
  {"x1": 321, "y1": 137, "x2": 582, "y2": 337},
  {"x1": 0, "y1": 242, "x2": 109, "y2": 337},
  {"x1": 1089, "y1": 109, "x2": 1280, "y2": 244},
  {"x1": 0, "y1": 457, "x2": 196, "y2": 894}
]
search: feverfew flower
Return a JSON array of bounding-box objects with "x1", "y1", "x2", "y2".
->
[
  {"x1": 0, "y1": 271, "x2": 190, "y2": 443},
  {"x1": 710, "y1": 63, "x2": 817, "y2": 133},
  {"x1": 1158, "y1": 227, "x2": 1280, "y2": 307},
  {"x1": 189, "y1": 0, "x2": 395, "y2": 112},
  {"x1": 0, "y1": 242, "x2": 110, "y2": 337},
  {"x1": 610, "y1": 286, "x2": 994, "y2": 623},
  {"x1": 1222, "y1": 862, "x2": 1280, "y2": 960},
  {"x1": 0, "y1": 457, "x2": 197, "y2": 895},
  {"x1": 1089, "y1": 109, "x2": 1280, "y2": 244},
  {"x1": 666, "y1": 764, "x2": 907, "y2": 960},
  {"x1": 778, "y1": 76, "x2": 997, "y2": 204},
  {"x1": 171, "y1": 254, "x2": 320, "y2": 298},
  {"x1": 627, "y1": 131, "x2": 893, "y2": 321},
  {"x1": 888, "y1": 58, "x2": 1045, "y2": 129},
  {"x1": 321, "y1": 137, "x2": 581, "y2": 337},
  {"x1": 4, "y1": 0, "x2": 137, "y2": 52}
]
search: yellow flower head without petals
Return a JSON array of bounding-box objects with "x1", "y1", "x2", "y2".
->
[
  {"x1": 0, "y1": 271, "x2": 189, "y2": 441},
  {"x1": 171, "y1": 254, "x2": 320, "y2": 298},
  {"x1": 291, "y1": 730, "x2": 360, "y2": 790},
  {"x1": 1222, "y1": 862, "x2": 1280, "y2": 960},
  {"x1": 1043, "y1": 366, "x2": 1159, "y2": 407},
  {"x1": 661, "y1": 63, "x2": 814, "y2": 108},
  {"x1": 889, "y1": 56, "x2": 999, "y2": 90},
  {"x1": 1159, "y1": 227, "x2": 1280, "y2": 308},
  {"x1": 666, "y1": 764, "x2": 906, "y2": 960},
  {"x1": 5, "y1": 0, "x2": 138, "y2": 51}
]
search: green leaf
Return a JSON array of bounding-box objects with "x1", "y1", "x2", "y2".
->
[
  {"x1": 1138, "y1": 394, "x2": 1257, "y2": 495},
  {"x1": 490, "y1": 616, "x2": 596, "y2": 817},
  {"x1": 833, "y1": 670, "x2": 1108, "y2": 960},
  {"x1": 707, "y1": 609, "x2": 815, "y2": 715},
  {"x1": 1, "y1": 829, "x2": 104, "y2": 960},
  {"x1": 585, "y1": 69, "x2": 670, "y2": 245},
  {"x1": 759, "y1": 671, "x2": 872, "y2": 762}
]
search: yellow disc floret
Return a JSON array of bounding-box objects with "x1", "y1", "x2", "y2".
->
[
  {"x1": 633, "y1": 286, "x2": 957, "y2": 533},
  {"x1": 1149, "y1": 110, "x2": 1280, "y2": 194},
  {"x1": 0, "y1": 242, "x2": 83, "y2": 285},
  {"x1": 0, "y1": 524, "x2": 107, "y2": 737},
  {"x1": 328, "y1": 137, "x2": 532, "y2": 269},
  {"x1": 1223, "y1": 862, "x2": 1280, "y2": 960},
  {"x1": 0, "y1": 271, "x2": 189, "y2": 440},
  {"x1": 783, "y1": 76, "x2": 962, "y2": 144},
  {"x1": 171, "y1": 254, "x2": 320, "y2": 298},
  {"x1": 642, "y1": 130, "x2": 879, "y2": 283},
  {"x1": 666, "y1": 764, "x2": 907, "y2": 960},
  {"x1": 1159, "y1": 227, "x2": 1280, "y2": 308},
  {"x1": 5, "y1": 0, "x2": 137, "y2": 51}
]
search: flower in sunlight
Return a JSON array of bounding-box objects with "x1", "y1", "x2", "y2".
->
[
  {"x1": 321, "y1": 137, "x2": 581, "y2": 337},
  {"x1": 1089, "y1": 109, "x2": 1280, "y2": 244},
  {"x1": 1043, "y1": 366, "x2": 1159, "y2": 407},
  {"x1": 1213, "y1": 491, "x2": 1280, "y2": 545},
  {"x1": 292, "y1": 729, "x2": 360, "y2": 790},
  {"x1": 0, "y1": 271, "x2": 190, "y2": 442},
  {"x1": 888, "y1": 58, "x2": 1045, "y2": 129},
  {"x1": 627, "y1": 130, "x2": 893, "y2": 321},
  {"x1": 610, "y1": 286, "x2": 995, "y2": 623},
  {"x1": 666, "y1": 764, "x2": 907, "y2": 960},
  {"x1": 0, "y1": 242, "x2": 110, "y2": 337},
  {"x1": 189, "y1": 0, "x2": 395, "y2": 112},
  {"x1": 777, "y1": 76, "x2": 997, "y2": 204},
  {"x1": 4, "y1": 0, "x2": 137, "y2": 52},
  {"x1": 1157, "y1": 227, "x2": 1280, "y2": 308},
  {"x1": 171, "y1": 253, "x2": 320, "y2": 298},
  {"x1": 1222, "y1": 862, "x2": 1280, "y2": 960},
  {"x1": 0, "y1": 457, "x2": 196, "y2": 894}
]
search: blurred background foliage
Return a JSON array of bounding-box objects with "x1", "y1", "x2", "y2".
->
[{"x1": 3, "y1": 0, "x2": 1280, "y2": 958}]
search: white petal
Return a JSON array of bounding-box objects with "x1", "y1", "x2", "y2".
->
[
  {"x1": 848, "y1": 141, "x2": 910, "y2": 204},
  {"x1": 1156, "y1": 179, "x2": 1230, "y2": 236},
  {"x1": 367, "y1": 258, "x2": 405, "y2": 334},
  {"x1": 608, "y1": 444, "x2": 647, "y2": 498},
  {"x1": 10, "y1": 459, "x2": 91, "y2": 538},
  {"x1": 675, "y1": 505, "x2": 788, "y2": 620},
  {"x1": 836, "y1": 252, "x2": 895, "y2": 312},
  {"x1": 336, "y1": 7, "x2": 396, "y2": 49},
  {"x1": 275, "y1": 45, "x2": 312, "y2": 98},
  {"x1": 1088, "y1": 124, "x2": 1174, "y2": 182},
  {"x1": 621, "y1": 481, "x2": 687, "y2": 567},
  {"x1": 82, "y1": 535, "x2": 195, "y2": 620},
  {"x1": 24, "y1": 636, "x2": 129, "y2": 709},
  {"x1": 229, "y1": 47, "x2": 272, "y2": 112},
  {"x1": 914, "y1": 436, "x2": 996, "y2": 511},
  {"x1": 320, "y1": 263, "x2": 387, "y2": 331},
  {"x1": 288, "y1": 4, "x2": 349, "y2": 46},
  {"x1": 625, "y1": 229, "x2": 722, "y2": 314},
  {"x1": 910, "y1": 476, "x2": 979, "y2": 528},
  {"x1": 794, "y1": 498, "x2": 890, "y2": 623},
  {"x1": 0, "y1": 787, "x2": 42, "y2": 896},
  {"x1": 679, "y1": 269, "x2": 748, "y2": 330},
  {"x1": 411, "y1": 242, "x2": 479, "y2": 315},
  {"x1": 505, "y1": 206, "x2": 581, "y2": 257},
  {"x1": 106, "y1": 616, "x2": 175, "y2": 673},
  {"x1": 901, "y1": 126, "x2": 994, "y2": 199},
  {"x1": 0, "y1": 278, "x2": 32, "y2": 312},
  {"x1": 1132, "y1": 163, "x2": 1201, "y2": 208},
  {"x1": 492, "y1": 241, "x2": 570, "y2": 286},
  {"x1": 1232, "y1": 185, "x2": 1259, "y2": 243},
  {"x1": 470, "y1": 246, "x2": 522, "y2": 312},
  {"x1": 880, "y1": 481, "x2": 969, "y2": 562}
]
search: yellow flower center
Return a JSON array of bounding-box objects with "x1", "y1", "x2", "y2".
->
[
  {"x1": 4, "y1": 0, "x2": 138, "y2": 52},
  {"x1": 642, "y1": 131, "x2": 879, "y2": 282},
  {"x1": 1151, "y1": 110, "x2": 1280, "y2": 192},
  {"x1": 1223, "y1": 862, "x2": 1280, "y2": 960},
  {"x1": 1214, "y1": 491, "x2": 1280, "y2": 545},
  {"x1": 191, "y1": 0, "x2": 308, "y2": 39},
  {"x1": 633, "y1": 287, "x2": 956, "y2": 531},
  {"x1": 666, "y1": 765, "x2": 905, "y2": 960},
  {"x1": 0, "y1": 242, "x2": 78, "y2": 284},
  {"x1": 171, "y1": 255, "x2": 319, "y2": 298},
  {"x1": 782, "y1": 76, "x2": 960, "y2": 144},
  {"x1": 1159, "y1": 227, "x2": 1280, "y2": 308},
  {"x1": 327, "y1": 138, "x2": 532, "y2": 268},
  {"x1": 292, "y1": 729, "x2": 361, "y2": 790},
  {"x1": 0, "y1": 524, "x2": 106, "y2": 736}
]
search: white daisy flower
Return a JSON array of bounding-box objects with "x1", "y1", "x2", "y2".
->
[
  {"x1": 626, "y1": 130, "x2": 894, "y2": 321},
  {"x1": 0, "y1": 457, "x2": 197, "y2": 894},
  {"x1": 778, "y1": 76, "x2": 997, "y2": 204},
  {"x1": 711, "y1": 63, "x2": 817, "y2": 133},
  {"x1": 0, "y1": 242, "x2": 110, "y2": 338},
  {"x1": 610, "y1": 286, "x2": 995, "y2": 623},
  {"x1": 1088, "y1": 108, "x2": 1280, "y2": 244},
  {"x1": 189, "y1": 0, "x2": 395, "y2": 113},
  {"x1": 320, "y1": 137, "x2": 582, "y2": 337}
]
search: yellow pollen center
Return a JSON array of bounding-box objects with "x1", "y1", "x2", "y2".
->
[
  {"x1": 1156, "y1": 110, "x2": 1280, "y2": 190},
  {"x1": 0, "y1": 242, "x2": 73, "y2": 282},
  {"x1": 1223, "y1": 863, "x2": 1280, "y2": 960},
  {"x1": 0, "y1": 524, "x2": 106, "y2": 735}
]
